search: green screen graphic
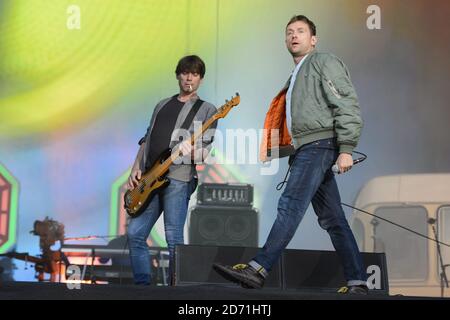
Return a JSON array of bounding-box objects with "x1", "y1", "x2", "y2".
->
[{"x1": 0, "y1": 163, "x2": 19, "y2": 253}]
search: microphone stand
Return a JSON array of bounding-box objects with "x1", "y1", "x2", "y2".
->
[{"x1": 428, "y1": 218, "x2": 449, "y2": 297}]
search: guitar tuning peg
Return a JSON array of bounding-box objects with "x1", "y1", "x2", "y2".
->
[
  {"x1": 225, "y1": 99, "x2": 229, "y2": 103},
  {"x1": 236, "y1": 92, "x2": 239, "y2": 96}
]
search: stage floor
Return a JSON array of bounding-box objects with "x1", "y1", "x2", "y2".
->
[{"x1": 0, "y1": 281, "x2": 443, "y2": 300}]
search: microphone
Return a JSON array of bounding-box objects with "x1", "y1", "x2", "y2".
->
[{"x1": 332, "y1": 156, "x2": 366, "y2": 174}]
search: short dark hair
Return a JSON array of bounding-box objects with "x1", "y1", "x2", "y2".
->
[
  {"x1": 175, "y1": 55, "x2": 206, "y2": 78},
  {"x1": 286, "y1": 15, "x2": 316, "y2": 36}
]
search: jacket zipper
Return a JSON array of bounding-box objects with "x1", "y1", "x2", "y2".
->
[{"x1": 326, "y1": 79, "x2": 342, "y2": 99}]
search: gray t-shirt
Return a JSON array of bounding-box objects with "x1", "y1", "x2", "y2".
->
[{"x1": 139, "y1": 95, "x2": 217, "y2": 182}]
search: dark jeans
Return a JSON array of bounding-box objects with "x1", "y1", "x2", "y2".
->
[
  {"x1": 127, "y1": 178, "x2": 196, "y2": 285},
  {"x1": 252, "y1": 138, "x2": 367, "y2": 285}
]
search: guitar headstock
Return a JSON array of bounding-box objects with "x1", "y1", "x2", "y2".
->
[{"x1": 214, "y1": 93, "x2": 240, "y2": 119}]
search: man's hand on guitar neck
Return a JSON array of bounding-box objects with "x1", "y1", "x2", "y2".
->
[
  {"x1": 179, "y1": 140, "x2": 193, "y2": 157},
  {"x1": 127, "y1": 168, "x2": 142, "y2": 190},
  {"x1": 178, "y1": 140, "x2": 209, "y2": 163}
]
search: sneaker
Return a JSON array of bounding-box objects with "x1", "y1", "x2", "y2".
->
[
  {"x1": 213, "y1": 263, "x2": 265, "y2": 289},
  {"x1": 337, "y1": 285, "x2": 369, "y2": 295}
]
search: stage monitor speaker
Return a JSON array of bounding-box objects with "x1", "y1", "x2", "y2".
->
[
  {"x1": 174, "y1": 245, "x2": 388, "y2": 294},
  {"x1": 282, "y1": 249, "x2": 389, "y2": 294},
  {"x1": 173, "y1": 244, "x2": 282, "y2": 288},
  {"x1": 188, "y1": 206, "x2": 258, "y2": 247}
]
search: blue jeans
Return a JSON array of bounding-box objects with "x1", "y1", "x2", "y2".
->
[
  {"x1": 252, "y1": 138, "x2": 367, "y2": 285},
  {"x1": 127, "y1": 178, "x2": 196, "y2": 285}
]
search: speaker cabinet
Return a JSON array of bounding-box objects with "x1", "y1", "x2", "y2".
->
[
  {"x1": 174, "y1": 245, "x2": 282, "y2": 288},
  {"x1": 188, "y1": 206, "x2": 258, "y2": 247},
  {"x1": 281, "y1": 249, "x2": 388, "y2": 293},
  {"x1": 174, "y1": 245, "x2": 389, "y2": 294}
]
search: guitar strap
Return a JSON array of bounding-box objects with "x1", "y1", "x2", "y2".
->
[
  {"x1": 179, "y1": 97, "x2": 203, "y2": 188},
  {"x1": 180, "y1": 98, "x2": 204, "y2": 130},
  {"x1": 145, "y1": 97, "x2": 204, "y2": 172}
]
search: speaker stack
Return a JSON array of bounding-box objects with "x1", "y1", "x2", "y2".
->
[
  {"x1": 188, "y1": 183, "x2": 258, "y2": 247},
  {"x1": 174, "y1": 244, "x2": 389, "y2": 294}
]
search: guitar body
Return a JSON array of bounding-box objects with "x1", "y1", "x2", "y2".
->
[{"x1": 124, "y1": 149, "x2": 171, "y2": 218}]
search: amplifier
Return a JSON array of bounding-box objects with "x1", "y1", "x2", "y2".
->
[{"x1": 197, "y1": 183, "x2": 253, "y2": 207}]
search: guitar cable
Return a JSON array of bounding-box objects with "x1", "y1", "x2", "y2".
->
[
  {"x1": 276, "y1": 148, "x2": 367, "y2": 191},
  {"x1": 341, "y1": 203, "x2": 450, "y2": 248}
]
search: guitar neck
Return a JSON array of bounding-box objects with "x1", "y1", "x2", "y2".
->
[
  {"x1": 156, "y1": 116, "x2": 218, "y2": 176},
  {"x1": 137, "y1": 93, "x2": 239, "y2": 189}
]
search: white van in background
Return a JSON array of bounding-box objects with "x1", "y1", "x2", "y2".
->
[{"x1": 350, "y1": 174, "x2": 450, "y2": 297}]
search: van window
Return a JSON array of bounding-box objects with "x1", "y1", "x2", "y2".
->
[
  {"x1": 374, "y1": 206, "x2": 428, "y2": 281},
  {"x1": 438, "y1": 206, "x2": 450, "y2": 276},
  {"x1": 351, "y1": 217, "x2": 365, "y2": 251}
]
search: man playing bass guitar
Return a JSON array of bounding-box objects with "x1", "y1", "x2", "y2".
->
[{"x1": 126, "y1": 55, "x2": 217, "y2": 285}]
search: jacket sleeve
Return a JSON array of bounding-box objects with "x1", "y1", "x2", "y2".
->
[{"x1": 319, "y1": 54, "x2": 363, "y2": 154}]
